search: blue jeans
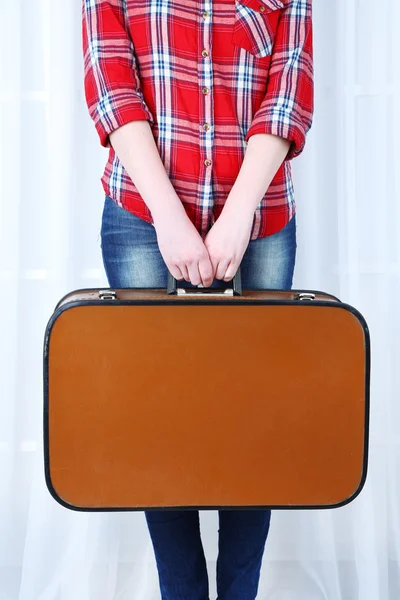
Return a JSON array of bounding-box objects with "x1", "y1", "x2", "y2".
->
[{"x1": 100, "y1": 194, "x2": 297, "y2": 600}]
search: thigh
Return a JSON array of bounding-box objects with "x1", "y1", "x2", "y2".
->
[
  {"x1": 240, "y1": 213, "x2": 297, "y2": 290},
  {"x1": 100, "y1": 194, "x2": 168, "y2": 288}
]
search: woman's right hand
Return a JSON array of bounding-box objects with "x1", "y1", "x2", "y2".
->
[
  {"x1": 107, "y1": 122, "x2": 215, "y2": 286},
  {"x1": 153, "y1": 209, "x2": 215, "y2": 287}
]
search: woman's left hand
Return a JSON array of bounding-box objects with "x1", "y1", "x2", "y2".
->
[{"x1": 203, "y1": 205, "x2": 254, "y2": 282}]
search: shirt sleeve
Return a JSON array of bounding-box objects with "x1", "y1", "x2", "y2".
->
[
  {"x1": 82, "y1": 0, "x2": 154, "y2": 148},
  {"x1": 245, "y1": 0, "x2": 314, "y2": 161}
]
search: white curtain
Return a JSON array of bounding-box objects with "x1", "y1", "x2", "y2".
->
[{"x1": 1, "y1": 0, "x2": 399, "y2": 598}]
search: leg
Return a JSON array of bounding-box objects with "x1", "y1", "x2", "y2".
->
[
  {"x1": 216, "y1": 509, "x2": 272, "y2": 600},
  {"x1": 144, "y1": 509, "x2": 210, "y2": 600},
  {"x1": 216, "y1": 213, "x2": 297, "y2": 600},
  {"x1": 100, "y1": 195, "x2": 210, "y2": 600}
]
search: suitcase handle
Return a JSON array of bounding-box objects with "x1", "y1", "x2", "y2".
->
[{"x1": 167, "y1": 266, "x2": 242, "y2": 296}]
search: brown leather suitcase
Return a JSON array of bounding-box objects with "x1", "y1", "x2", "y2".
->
[{"x1": 43, "y1": 269, "x2": 370, "y2": 512}]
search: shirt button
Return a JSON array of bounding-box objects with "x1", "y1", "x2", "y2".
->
[
  {"x1": 204, "y1": 159, "x2": 212, "y2": 166},
  {"x1": 202, "y1": 86, "x2": 209, "y2": 95},
  {"x1": 201, "y1": 49, "x2": 209, "y2": 58},
  {"x1": 202, "y1": 11, "x2": 209, "y2": 19},
  {"x1": 203, "y1": 123, "x2": 210, "y2": 131},
  {"x1": 259, "y1": 5, "x2": 266, "y2": 11}
]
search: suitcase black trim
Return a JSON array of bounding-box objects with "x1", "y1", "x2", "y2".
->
[
  {"x1": 43, "y1": 299, "x2": 370, "y2": 513},
  {"x1": 53, "y1": 287, "x2": 343, "y2": 311}
]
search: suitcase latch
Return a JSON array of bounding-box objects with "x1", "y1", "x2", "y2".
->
[
  {"x1": 294, "y1": 293, "x2": 316, "y2": 301},
  {"x1": 99, "y1": 290, "x2": 117, "y2": 300}
]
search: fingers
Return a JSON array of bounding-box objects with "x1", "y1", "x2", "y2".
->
[
  {"x1": 198, "y1": 257, "x2": 215, "y2": 287},
  {"x1": 215, "y1": 259, "x2": 232, "y2": 282},
  {"x1": 221, "y1": 261, "x2": 237, "y2": 282},
  {"x1": 169, "y1": 265, "x2": 185, "y2": 281},
  {"x1": 180, "y1": 264, "x2": 190, "y2": 281},
  {"x1": 187, "y1": 262, "x2": 202, "y2": 287},
  {"x1": 174, "y1": 258, "x2": 236, "y2": 286}
]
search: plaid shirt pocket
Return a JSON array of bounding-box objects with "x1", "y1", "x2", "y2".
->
[{"x1": 232, "y1": 0, "x2": 284, "y2": 58}]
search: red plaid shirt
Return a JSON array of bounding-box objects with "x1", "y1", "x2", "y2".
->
[{"x1": 82, "y1": 0, "x2": 313, "y2": 240}]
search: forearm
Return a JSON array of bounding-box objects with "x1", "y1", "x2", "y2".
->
[
  {"x1": 222, "y1": 133, "x2": 291, "y2": 219},
  {"x1": 109, "y1": 120, "x2": 186, "y2": 225}
]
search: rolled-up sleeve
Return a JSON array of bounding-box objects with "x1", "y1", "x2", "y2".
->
[
  {"x1": 82, "y1": 0, "x2": 154, "y2": 148},
  {"x1": 245, "y1": 0, "x2": 314, "y2": 160}
]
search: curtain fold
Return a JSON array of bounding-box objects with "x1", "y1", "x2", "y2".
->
[{"x1": 1, "y1": 0, "x2": 399, "y2": 598}]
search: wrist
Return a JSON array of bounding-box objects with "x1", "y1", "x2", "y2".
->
[
  {"x1": 151, "y1": 194, "x2": 187, "y2": 227},
  {"x1": 222, "y1": 188, "x2": 257, "y2": 223}
]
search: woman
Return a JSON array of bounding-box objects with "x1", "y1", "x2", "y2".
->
[{"x1": 82, "y1": 0, "x2": 313, "y2": 598}]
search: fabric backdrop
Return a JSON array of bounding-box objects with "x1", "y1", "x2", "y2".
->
[{"x1": 1, "y1": 0, "x2": 399, "y2": 598}]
